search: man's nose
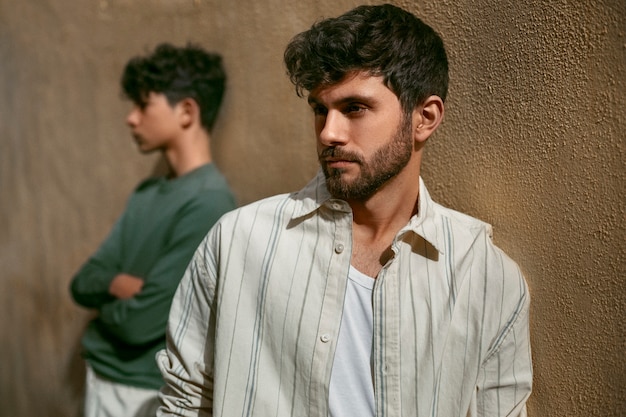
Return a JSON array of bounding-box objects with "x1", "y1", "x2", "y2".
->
[
  {"x1": 318, "y1": 110, "x2": 348, "y2": 147},
  {"x1": 126, "y1": 107, "x2": 140, "y2": 127}
]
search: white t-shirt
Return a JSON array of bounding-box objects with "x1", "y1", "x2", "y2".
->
[{"x1": 328, "y1": 266, "x2": 376, "y2": 417}]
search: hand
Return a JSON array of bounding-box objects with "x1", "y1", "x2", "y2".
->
[{"x1": 109, "y1": 273, "x2": 144, "y2": 299}]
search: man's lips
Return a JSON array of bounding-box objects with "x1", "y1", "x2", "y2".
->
[
  {"x1": 324, "y1": 159, "x2": 355, "y2": 169},
  {"x1": 320, "y1": 154, "x2": 359, "y2": 167},
  {"x1": 319, "y1": 147, "x2": 363, "y2": 171}
]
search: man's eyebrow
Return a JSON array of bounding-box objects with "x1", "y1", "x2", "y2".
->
[{"x1": 307, "y1": 94, "x2": 376, "y2": 106}]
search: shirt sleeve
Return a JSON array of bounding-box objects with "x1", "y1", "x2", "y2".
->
[
  {"x1": 96, "y1": 191, "x2": 234, "y2": 346},
  {"x1": 156, "y1": 229, "x2": 219, "y2": 417},
  {"x1": 475, "y1": 280, "x2": 533, "y2": 416}
]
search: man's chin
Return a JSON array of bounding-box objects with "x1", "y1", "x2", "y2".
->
[
  {"x1": 135, "y1": 143, "x2": 158, "y2": 154},
  {"x1": 325, "y1": 176, "x2": 356, "y2": 199}
]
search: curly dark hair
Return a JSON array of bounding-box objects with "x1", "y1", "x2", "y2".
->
[
  {"x1": 121, "y1": 43, "x2": 226, "y2": 131},
  {"x1": 284, "y1": 4, "x2": 448, "y2": 114}
]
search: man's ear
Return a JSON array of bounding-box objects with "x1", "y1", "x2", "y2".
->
[
  {"x1": 412, "y1": 95, "x2": 444, "y2": 144},
  {"x1": 177, "y1": 98, "x2": 200, "y2": 129}
]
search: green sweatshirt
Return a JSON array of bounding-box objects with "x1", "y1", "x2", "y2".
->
[{"x1": 70, "y1": 163, "x2": 236, "y2": 389}]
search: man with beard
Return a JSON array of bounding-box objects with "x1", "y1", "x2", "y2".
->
[{"x1": 156, "y1": 5, "x2": 532, "y2": 417}]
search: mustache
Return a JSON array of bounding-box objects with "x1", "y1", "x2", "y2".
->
[{"x1": 318, "y1": 147, "x2": 363, "y2": 163}]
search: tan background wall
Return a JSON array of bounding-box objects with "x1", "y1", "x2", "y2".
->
[{"x1": 1, "y1": 0, "x2": 623, "y2": 416}]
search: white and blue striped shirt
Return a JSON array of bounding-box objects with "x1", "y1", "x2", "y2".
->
[{"x1": 157, "y1": 172, "x2": 532, "y2": 417}]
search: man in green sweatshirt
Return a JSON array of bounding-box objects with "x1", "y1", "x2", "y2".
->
[{"x1": 70, "y1": 43, "x2": 236, "y2": 417}]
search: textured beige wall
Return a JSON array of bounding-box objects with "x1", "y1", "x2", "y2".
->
[{"x1": 1, "y1": 0, "x2": 623, "y2": 416}]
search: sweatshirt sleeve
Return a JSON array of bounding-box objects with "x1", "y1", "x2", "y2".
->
[
  {"x1": 69, "y1": 215, "x2": 125, "y2": 308},
  {"x1": 95, "y1": 190, "x2": 235, "y2": 346}
]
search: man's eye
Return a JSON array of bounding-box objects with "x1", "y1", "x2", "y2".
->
[
  {"x1": 344, "y1": 104, "x2": 365, "y2": 114},
  {"x1": 312, "y1": 106, "x2": 327, "y2": 116}
]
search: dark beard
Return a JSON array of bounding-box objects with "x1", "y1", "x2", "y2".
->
[{"x1": 320, "y1": 115, "x2": 413, "y2": 201}]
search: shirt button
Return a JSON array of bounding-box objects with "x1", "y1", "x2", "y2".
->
[
  {"x1": 320, "y1": 334, "x2": 331, "y2": 343},
  {"x1": 335, "y1": 244, "x2": 344, "y2": 254}
]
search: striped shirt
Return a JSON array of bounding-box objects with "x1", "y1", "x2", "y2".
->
[{"x1": 157, "y1": 172, "x2": 532, "y2": 417}]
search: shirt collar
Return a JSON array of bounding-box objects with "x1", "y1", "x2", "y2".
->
[
  {"x1": 290, "y1": 171, "x2": 444, "y2": 253},
  {"x1": 399, "y1": 177, "x2": 444, "y2": 253}
]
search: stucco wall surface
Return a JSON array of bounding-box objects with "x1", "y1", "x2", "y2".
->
[{"x1": 0, "y1": 0, "x2": 623, "y2": 416}]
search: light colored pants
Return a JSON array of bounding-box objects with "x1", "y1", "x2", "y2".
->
[{"x1": 85, "y1": 365, "x2": 160, "y2": 417}]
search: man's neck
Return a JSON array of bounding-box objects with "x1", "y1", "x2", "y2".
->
[
  {"x1": 347, "y1": 163, "x2": 421, "y2": 277},
  {"x1": 350, "y1": 182, "x2": 419, "y2": 244},
  {"x1": 164, "y1": 129, "x2": 213, "y2": 178},
  {"x1": 349, "y1": 162, "x2": 420, "y2": 233}
]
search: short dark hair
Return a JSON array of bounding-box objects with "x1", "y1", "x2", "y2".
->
[
  {"x1": 121, "y1": 43, "x2": 226, "y2": 131},
  {"x1": 284, "y1": 4, "x2": 448, "y2": 113}
]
